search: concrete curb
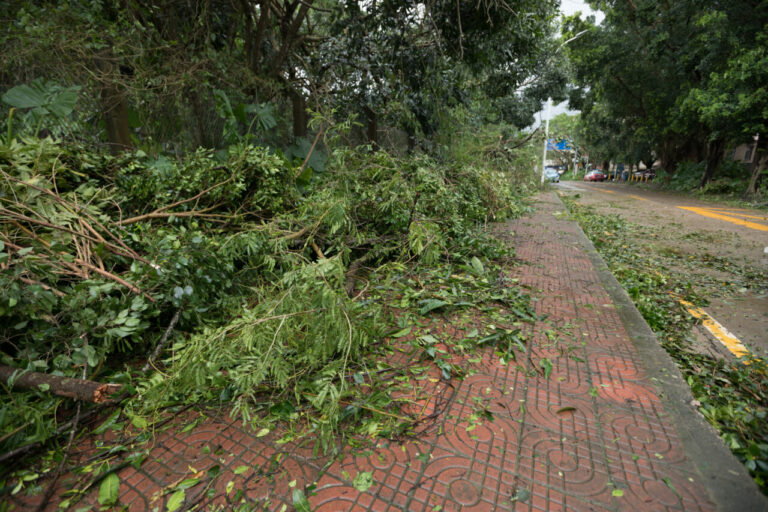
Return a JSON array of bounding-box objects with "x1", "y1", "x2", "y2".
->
[{"x1": 552, "y1": 192, "x2": 767, "y2": 512}]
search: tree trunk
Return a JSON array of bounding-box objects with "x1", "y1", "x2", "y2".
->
[
  {"x1": 364, "y1": 106, "x2": 378, "y2": 147},
  {"x1": 681, "y1": 133, "x2": 706, "y2": 164},
  {"x1": 744, "y1": 141, "x2": 766, "y2": 198},
  {"x1": 100, "y1": 82, "x2": 131, "y2": 155},
  {"x1": 291, "y1": 89, "x2": 307, "y2": 139},
  {"x1": 700, "y1": 137, "x2": 725, "y2": 188},
  {"x1": 660, "y1": 137, "x2": 678, "y2": 174},
  {"x1": 0, "y1": 365, "x2": 121, "y2": 403},
  {"x1": 189, "y1": 88, "x2": 211, "y2": 148}
]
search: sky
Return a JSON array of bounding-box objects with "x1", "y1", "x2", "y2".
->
[
  {"x1": 529, "y1": 0, "x2": 604, "y2": 129},
  {"x1": 560, "y1": 0, "x2": 603, "y2": 22}
]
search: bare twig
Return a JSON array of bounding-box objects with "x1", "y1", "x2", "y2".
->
[
  {"x1": 295, "y1": 127, "x2": 323, "y2": 180},
  {"x1": 74, "y1": 258, "x2": 155, "y2": 302},
  {"x1": 142, "y1": 308, "x2": 183, "y2": 372},
  {"x1": 118, "y1": 173, "x2": 234, "y2": 225},
  {"x1": 310, "y1": 240, "x2": 325, "y2": 259},
  {"x1": 17, "y1": 276, "x2": 67, "y2": 298}
]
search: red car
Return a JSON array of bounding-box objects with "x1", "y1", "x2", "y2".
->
[{"x1": 583, "y1": 170, "x2": 607, "y2": 182}]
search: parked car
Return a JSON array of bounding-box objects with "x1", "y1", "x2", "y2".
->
[
  {"x1": 584, "y1": 170, "x2": 607, "y2": 182},
  {"x1": 544, "y1": 167, "x2": 560, "y2": 183},
  {"x1": 633, "y1": 170, "x2": 655, "y2": 180}
]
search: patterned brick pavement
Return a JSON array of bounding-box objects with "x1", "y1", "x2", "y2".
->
[{"x1": 11, "y1": 192, "x2": 718, "y2": 511}]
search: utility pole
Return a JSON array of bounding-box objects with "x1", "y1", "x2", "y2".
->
[
  {"x1": 541, "y1": 97, "x2": 551, "y2": 185},
  {"x1": 573, "y1": 145, "x2": 578, "y2": 179}
]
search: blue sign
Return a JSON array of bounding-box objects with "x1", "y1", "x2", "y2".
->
[{"x1": 547, "y1": 139, "x2": 572, "y2": 151}]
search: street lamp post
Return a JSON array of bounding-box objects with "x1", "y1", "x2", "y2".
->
[
  {"x1": 541, "y1": 97, "x2": 551, "y2": 185},
  {"x1": 540, "y1": 30, "x2": 589, "y2": 185}
]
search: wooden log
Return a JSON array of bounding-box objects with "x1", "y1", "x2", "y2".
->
[{"x1": 0, "y1": 365, "x2": 121, "y2": 403}]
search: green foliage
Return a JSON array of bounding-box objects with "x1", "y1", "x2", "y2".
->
[
  {"x1": 2, "y1": 79, "x2": 80, "y2": 138},
  {"x1": 659, "y1": 159, "x2": 760, "y2": 201},
  {"x1": 0, "y1": 129, "x2": 538, "y2": 459},
  {"x1": 212, "y1": 89, "x2": 277, "y2": 146},
  {"x1": 563, "y1": 196, "x2": 768, "y2": 492},
  {"x1": 139, "y1": 257, "x2": 378, "y2": 436}
]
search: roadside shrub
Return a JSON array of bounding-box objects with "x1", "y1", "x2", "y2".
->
[{"x1": 665, "y1": 161, "x2": 704, "y2": 191}]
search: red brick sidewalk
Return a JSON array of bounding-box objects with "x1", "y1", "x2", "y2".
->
[{"x1": 13, "y1": 192, "x2": 722, "y2": 511}]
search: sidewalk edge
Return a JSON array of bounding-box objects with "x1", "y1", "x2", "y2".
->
[{"x1": 552, "y1": 192, "x2": 767, "y2": 512}]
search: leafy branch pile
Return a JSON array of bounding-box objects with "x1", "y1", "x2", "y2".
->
[
  {"x1": 0, "y1": 126, "x2": 538, "y2": 465},
  {"x1": 561, "y1": 196, "x2": 768, "y2": 492}
]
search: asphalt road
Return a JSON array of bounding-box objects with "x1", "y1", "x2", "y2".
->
[{"x1": 555, "y1": 179, "x2": 768, "y2": 361}]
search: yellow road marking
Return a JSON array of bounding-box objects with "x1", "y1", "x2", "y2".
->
[
  {"x1": 708, "y1": 210, "x2": 768, "y2": 221},
  {"x1": 629, "y1": 194, "x2": 649, "y2": 201},
  {"x1": 599, "y1": 189, "x2": 616, "y2": 194},
  {"x1": 707, "y1": 207, "x2": 752, "y2": 212},
  {"x1": 678, "y1": 206, "x2": 768, "y2": 232},
  {"x1": 678, "y1": 299, "x2": 752, "y2": 361}
]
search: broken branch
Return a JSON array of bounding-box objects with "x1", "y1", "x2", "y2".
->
[{"x1": 0, "y1": 365, "x2": 121, "y2": 403}]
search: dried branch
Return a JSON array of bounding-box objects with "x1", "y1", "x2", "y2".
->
[{"x1": 0, "y1": 364, "x2": 121, "y2": 403}]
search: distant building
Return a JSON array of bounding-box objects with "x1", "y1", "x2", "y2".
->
[{"x1": 731, "y1": 143, "x2": 756, "y2": 165}]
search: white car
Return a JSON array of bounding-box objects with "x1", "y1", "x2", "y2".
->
[{"x1": 544, "y1": 168, "x2": 560, "y2": 183}]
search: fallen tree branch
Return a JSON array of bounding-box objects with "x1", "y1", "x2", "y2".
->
[
  {"x1": 277, "y1": 225, "x2": 310, "y2": 241},
  {"x1": 0, "y1": 389, "x2": 132, "y2": 467},
  {"x1": 17, "y1": 276, "x2": 67, "y2": 298},
  {"x1": 142, "y1": 308, "x2": 183, "y2": 372},
  {"x1": 1, "y1": 172, "x2": 149, "y2": 264},
  {"x1": 310, "y1": 240, "x2": 325, "y2": 259},
  {"x1": 35, "y1": 337, "x2": 88, "y2": 512},
  {"x1": 74, "y1": 258, "x2": 155, "y2": 302},
  {"x1": 0, "y1": 365, "x2": 121, "y2": 403},
  {"x1": 295, "y1": 127, "x2": 323, "y2": 180},
  {"x1": 344, "y1": 251, "x2": 377, "y2": 297},
  {"x1": 118, "y1": 173, "x2": 234, "y2": 225}
]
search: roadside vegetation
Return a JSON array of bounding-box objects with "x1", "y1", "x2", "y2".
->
[
  {"x1": 561, "y1": 194, "x2": 768, "y2": 493},
  {"x1": 653, "y1": 161, "x2": 768, "y2": 210}
]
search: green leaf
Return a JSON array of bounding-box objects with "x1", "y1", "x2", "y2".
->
[
  {"x1": 555, "y1": 406, "x2": 576, "y2": 414},
  {"x1": 292, "y1": 489, "x2": 312, "y2": 512},
  {"x1": 470, "y1": 256, "x2": 485, "y2": 275},
  {"x1": 46, "y1": 86, "x2": 80, "y2": 118},
  {"x1": 2, "y1": 84, "x2": 46, "y2": 109},
  {"x1": 98, "y1": 473, "x2": 120, "y2": 507},
  {"x1": 128, "y1": 413, "x2": 148, "y2": 429},
  {"x1": 256, "y1": 427, "x2": 270, "y2": 437},
  {"x1": 391, "y1": 327, "x2": 412, "y2": 338},
  {"x1": 419, "y1": 299, "x2": 449, "y2": 315},
  {"x1": 540, "y1": 358, "x2": 553, "y2": 379},
  {"x1": 176, "y1": 478, "x2": 201, "y2": 490},
  {"x1": 352, "y1": 471, "x2": 374, "y2": 492},
  {"x1": 611, "y1": 489, "x2": 624, "y2": 497},
  {"x1": 512, "y1": 488, "x2": 531, "y2": 502},
  {"x1": 166, "y1": 489, "x2": 185, "y2": 511},
  {"x1": 419, "y1": 334, "x2": 438, "y2": 344},
  {"x1": 233, "y1": 465, "x2": 248, "y2": 475}
]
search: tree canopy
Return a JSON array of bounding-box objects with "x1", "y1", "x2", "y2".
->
[
  {"x1": 564, "y1": 0, "x2": 768, "y2": 193},
  {"x1": 1, "y1": 0, "x2": 567, "y2": 152}
]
